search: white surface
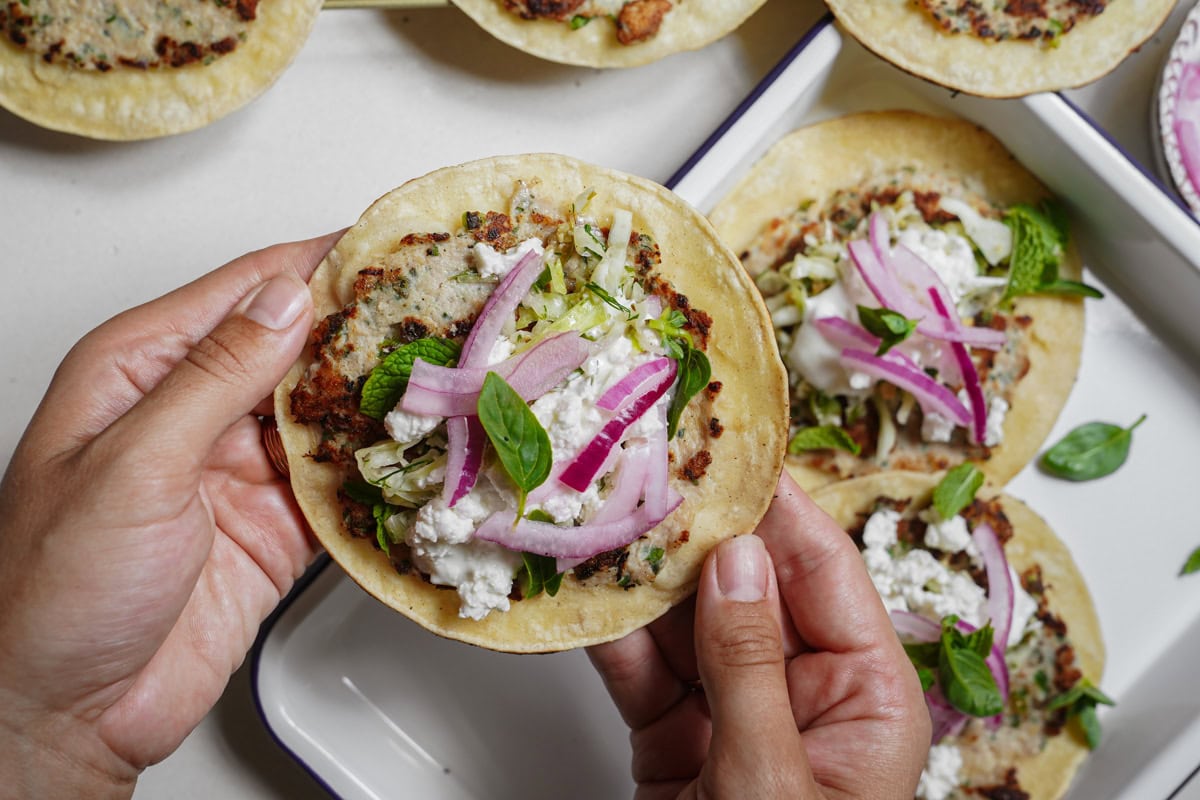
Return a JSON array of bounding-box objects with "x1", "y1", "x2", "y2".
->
[{"x1": 4, "y1": 2, "x2": 1200, "y2": 799}]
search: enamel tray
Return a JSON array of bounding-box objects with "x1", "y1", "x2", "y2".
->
[{"x1": 253, "y1": 15, "x2": 1200, "y2": 800}]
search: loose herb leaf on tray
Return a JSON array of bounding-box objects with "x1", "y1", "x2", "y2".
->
[{"x1": 1040, "y1": 414, "x2": 1146, "y2": 481}]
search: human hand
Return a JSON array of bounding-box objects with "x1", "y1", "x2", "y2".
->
[
  {"x1": 588, "y1": 471, "x2": 931, "y2": 799},
  {"x1": 0, "y1": 234, "x2": 339, "y2": 798}
]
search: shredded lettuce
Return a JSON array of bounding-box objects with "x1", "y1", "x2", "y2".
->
[{"x1": 355, "y1": 441, "x2": 446, "y2": 508}]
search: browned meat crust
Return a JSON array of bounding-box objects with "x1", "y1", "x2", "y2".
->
[{"x1": 616, "y1": 0, "x2": 672, "y2": 44}]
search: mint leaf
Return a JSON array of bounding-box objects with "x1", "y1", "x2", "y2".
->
[
  {"x1": 359, "y1": 338, "x2": 461, "y2": 420},
  {"x1": 787, "y1": 425, "x2": 861, "y2": 456},
  {"x1": 1040, "y1": 414, "x2": 1146, "y2": 481},
  {"x1": 666, "y1": 343, "x2": 711, "y2": 440},
  {"x1": 1002, "y1": 202, "x2": 1102, "y2": 302},
  {"x1": 932, "y1": 463, "x2": 985, "y2": 520},
  {"x1": 478, "y1": 372, "x2": 552, "y2": 518},
  {"x1": 857, "y1": 306, "x2": 917, "y2": 356}
]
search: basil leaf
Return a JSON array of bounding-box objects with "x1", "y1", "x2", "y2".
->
[
  {"x1": 342, "y1": 480, "x2": 383, "y2": 506},
  {"x1": 1181, "y1": 546, "x2": 1200, "y2": 576},
  {"x1": 915, "y1": 667, "x2": 936, "y2": 693},
  {"x1": 932, "y1": 463, "x2": 985, "y2": 521},
  {"x1": 519, "y1": 552, "x2": 563, "y2": 598},
  {"x1": 359, "y1": 338, "x2": 462, "y2": 420},
  {"x1": 1037, "y1": 279, "x2": 1105, "y2": 299},
  {"x1": 372, "y1": 503, "x2": 392, "y2": 554},
  {"x1": 1046, "y1": 678, "x2": 1113, "y2": 750},
  {"x1": 857, "y1": 305, "x2": 917, "y2": 356},
  {"x1": 1040, "y1": 414, "x2": 1146, "y2": 481},
  {"x1": 903, "y1": 640, "x2": 941, "y2": 671},
  {"x1": 666, "y1": 344, "x2": 712, "y2": 440},
  {"x1": 1078, "y1": 703, "x2": 1102, "y2": 750},
  {"x1": 478, "y1": 372, "x2": 552, "y2": 518},
  {"x1": 787, "y1": 425, "x2": 861, "y2": 456}
]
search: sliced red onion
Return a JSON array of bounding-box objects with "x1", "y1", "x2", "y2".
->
[
  {"x1": 840, "y1": 348, "x2": 970, "y2": 426},
  {"x1": 458, "y1": 248, "x2": 544, "y2": 368},
  {"x1": 402, "y1": 333, "x2": 590, "y2": 417},
  {"x1": 929, "y1": 289, "x2": 987, "y2": 445},
  {"x1": 812, "y1": 316, "x2": 881, "y2": 351},
  {"x1": 555, "y1": 445, "x2": 651, "y2": 572},
  {"x1": 477, "y1": 489, "x2": 683, "y2": 560},
  {"x1": 559, "y1": 359, "x2": 677, "y2": 492},
  {"x1": 442, "y1": 416, "x2": 486, "y2": 506},
  {"x1": 926, "y1": 684, "x2": 969, "y2": 744},
  {"x1": 643, "y1": 402, "x2": 670, "y2": 517},
  {"x1": 597, "y1": 357, "x2": 674, "y2": 411},
  {"x1": 890, "y1": 609, "x2": 941, "y2": 641},
  {"x1": 971, "y1": 522, "x2": 1014, "y2": 654}
]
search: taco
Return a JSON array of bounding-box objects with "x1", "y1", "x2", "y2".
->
[
  {"x1": 274, "y1": 153, "x2": 788, "y2": 653},
  {"x1": 451, "y1": 0, "x2": 766, "y2": 68},
  {"x1": 825, "y1": 0, "x2": 1174, "y2": 98},
  {"x1": 0, "y1": 0, "x2": 321, "y2": 140},
  {"x1": 708, "y1": 111, "x2": 1089, "y2": 492},
  {"x1": 812, "y1": 470, "x2": 1107, "y2": 800}
]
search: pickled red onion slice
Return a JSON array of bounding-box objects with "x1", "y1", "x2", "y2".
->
[
  {"x1": 402, "y1": 332, "x2": 590, "y2": 417},
  {"x1": 477, "y1": 489, "x2": 683, "y2": 560},
  {"x1": 840, "y1": 348, "x2": 971, "y2": 426},
  {"x1": 929, "y1": 288, "x2": 987, "y2": 445},
  {"x1": 442, "y1": 416, "x2": 486, "y2": 507},
  {"x1": 597, "y1": 357, "x2": 673, "y2": 411},
  {"x1": 559, "y1": 359, "x2": 676, "y2": 492}
]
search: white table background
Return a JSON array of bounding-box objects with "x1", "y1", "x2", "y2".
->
[{"x1": 0, "y1": 1, "x2": 1194, "y2": 797}]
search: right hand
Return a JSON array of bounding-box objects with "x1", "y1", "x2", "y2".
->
[{"x1": 588, "y1": 471, "x2": 931, "y2": 798}]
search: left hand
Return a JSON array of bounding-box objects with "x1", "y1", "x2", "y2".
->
[{"x1": 0, "y1": 233, "x2": 338, "y2": 798}]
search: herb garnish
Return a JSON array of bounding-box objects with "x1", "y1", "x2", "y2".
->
[
  {"x1": 359, "y1": 338, "x2": 461, "y2": 420},
  {"x1": 932, "y1": 463, "x2": 985, "y2": 520},
  {"x1": 477, "y1": 372, "x2": 552, "y2": 519},
  {"x1": 787, "y1": 425, "x2": 861, "y2": 456},
  {"x1": 342, "y1": 480, "x2": 395, "y2": 554},
  {"x1": 647, "y1": 308, "x2": 690, "y2": 360},
  {"x1": 857, "y1": 306, "x2": 918, "y2": 356},
  {"x1": 1040, "y1": 414, "x2": 1146, "y2": 481},
  {"x1": 666, "y1": 343, "x2": 711, "y2": 441},
  {"x1": 585, "y1": 282, "x2": 635, "y2": 319},
  {"x1": 1046, "y1": 678, "x2": 1113, "y2": 749},
  {"x1": 1181, "y1": 546, "x2": 1200, "y2": 576},
  {"x1": 519, "y1": 532, "x2": 564, "y2": 599},
  {"x1": 904, "y1": 616, "x2": 1003, "y2": 717},
  {"x1": 1002, "y1": 202, "x2": 1103, "y2": 303}
]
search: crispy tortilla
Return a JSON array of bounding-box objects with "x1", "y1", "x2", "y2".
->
[
  {"x1": 450, "y1": 0, "x2": 766, "y2": 68},
  {"x1": 812, "y1": 471, "x2": 1104, "y2": 800},
  {"x1": 826, "y1": 0, "x2": 1174, "y2": 98},
  {"x1": 0, "y1": 0, "x2": 321, "y2": 140},
  {"x1": 708, "y1": 110, "x2": 1084, "y2": 492},
  {"x1": 274, "y1": 153, "x2": 788, "y2": 652}
]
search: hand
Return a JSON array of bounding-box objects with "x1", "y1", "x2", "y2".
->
[
  {"x1": 0, "y1": 234, "x2": 339, "y2": 798},
  {"x1": 588, "y1": 471, "x2": 931, "y2": 799}
]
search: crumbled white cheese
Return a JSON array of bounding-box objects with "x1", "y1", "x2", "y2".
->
[
  {"x1": 938, "y1": 197, "x2": 1013, "y2": 266},
  {"x1": 921, "y1": 512, "x2": 974, "y2": 554},
  {"x1": 896, "y1": 226, "x2": 1005, "y2": 318},
  {"x1": 921, "y1": 410, "x2": 957, "y2": 443},
  {"x1": 984, "y1": 396, "x2": 1009, "y2": 447},
  {"x1": 385, "y1": 408, "x2": 442, "y2": 444},
  {"x1": 917, "y1": 743, "x2": 963, "y2": 800},
  {"x1": 787, "y1": 281, "x2": 873, "y2": 397},
  {"x1": 473, "y1": 238, "x2": 544, "y2": 280}
]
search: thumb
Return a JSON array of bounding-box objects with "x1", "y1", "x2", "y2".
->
[
  {"x1": 694, "y1": 534, "x2": 811, "y2": 794},
  {"x1": 108, "y1": 272, "x2": 313, "y2": 460}
]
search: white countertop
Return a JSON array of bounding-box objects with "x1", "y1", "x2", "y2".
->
[{"x1": 2, "y1": 1, "x2": 1195, "y2": 797}]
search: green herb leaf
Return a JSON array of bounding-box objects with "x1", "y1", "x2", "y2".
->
[
  {"x1": 787, "y1": 425, "x2": 861, "y2": 456},
  {"x1": 938, "y1": 619, "x2": 1003, "y2": 717},
  {"x1": 478, "y1": 372, "x2": 552, "y2": 518},
  {"x1": 519, "y1": 551, "x2": 563, "y2": 598},
  {"x1": 915, "y1": 667, "x2": 936, "y2": 693},
  {"x1": 585, "y1": 282, "x2": 635, "y2": 319},
  {"x1": 1002, "y1": 202, "x2": 1102, "y2": 302},
  {"x1": 857, "y1": 306, "x2": 918, "y2": 356},
  {"x1": 342, "y1": 480, "x2": 383, "y2": 506},
  {"x1": 1046, "y1": 678, "x2": 1113, "y2": 750},
  {"x1": 1036, "y1": 279, "x2": 1105, "y2": 299},
  {"x1": 932, "y1": 463, "x2": 985, "y2": 520},
  {"x1": 1181, "y1": 546, "x2": 1200, "y2": 576},
  {"x1": 645, "y1": 546, "x2": 665, "y2": 574},
  {"x1": 648, "y1": 308, "x2": 692, "y2": 361},
  {"x1": 359, "y1": 338, "x2": 461, "y2": 420},
  {"x1": 372, "y1": 503, "x2": 392, "y2": 554},
  {"x1": 666, "y1": 344, "x2": 711, "y2": 441},
  {"x1": 569, "y1": 13, "x2": 590, "y2": 28},
  {"x1": 1040, "y1": 414, "x2": 1146, "y2": 481},
  {"x1": 1078, "y1": 703, "x2": 1102, "y2": 749}
]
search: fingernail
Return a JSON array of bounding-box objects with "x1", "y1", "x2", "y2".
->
[
  {"x1": 245, "y1": 274, "x2": 309, "y2": 331},
  {"x1": 717, "y1": 535, "x2": 768, "y2": 602}
]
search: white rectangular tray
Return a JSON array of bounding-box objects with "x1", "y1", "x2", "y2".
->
[{"x1": 254, "y1": 15, "x2": 1200, "y2": 800}]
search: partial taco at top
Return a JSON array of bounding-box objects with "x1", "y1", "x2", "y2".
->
[
  {"x1": 451, "y1": 0, "x2": 766, "y2": 68},
  {"x1": 812, "y1": 469, "x2": 1107, "y2": 800},
  {"x1": 0, "y1": 0, "x2": 321, "y2": 140},
  {"x1": 709, "y1": 111, "x2": 1092, "y2": 492},
  {"x1": 274, "y1": 153, "x2": 788, "y2": 653},
  {"x1": 825, "y1": 0, "x2": 1174, "y2": 98}
]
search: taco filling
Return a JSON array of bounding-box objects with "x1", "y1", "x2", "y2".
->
[
  {"x1": 0, "y1": 0, "x2": 260, "y2": 71},
  {"x1": 288, "y1": 185, "x2": 715, "y2": 620},
  {"x1": 740, "y1": 171, "x2": 1093, "y2": 482},
  {"x1": 503, "y1": 0, "x2": 675, "y2": 45},
  {"x1": 828, "y1": 470, "x2": 1108, "y2": 799},
  {"x1": 916, "y1": 0, "x2": 1108, "y2": 44}
]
